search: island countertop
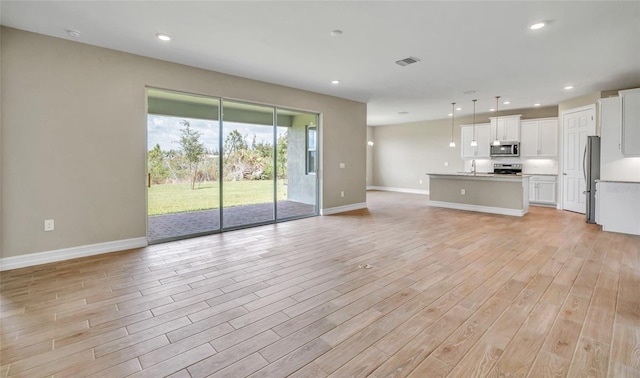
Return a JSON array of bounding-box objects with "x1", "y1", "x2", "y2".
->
[{"x1": 427, "y1": 173, "x2": 530, "y2": 181}]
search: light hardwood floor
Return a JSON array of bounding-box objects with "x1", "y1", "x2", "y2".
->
[{"x1": 1, "y1": 191, "x2": 639, "y2": 377}]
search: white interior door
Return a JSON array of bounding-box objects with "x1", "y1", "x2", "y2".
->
[{"x1": 562, "y1": 106, "x2": 595, "y2": 213}]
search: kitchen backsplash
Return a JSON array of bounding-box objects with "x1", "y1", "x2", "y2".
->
[
  {"x1": 464, "y1": 158, "x2": 558, "y2": 175},
  {"x1": 521, "y1": 159, "x2": 559, "y2": 174}
]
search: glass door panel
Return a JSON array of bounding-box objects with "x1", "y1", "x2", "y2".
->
[
  {"x1": 146, "y1": 88, "x2": 221, "y2": 243},
  {"x1": 276, "y1": 109, "x2": 319, "y2": 220},
  {"x1": 222, "y1": 101, "x2": 275, "y2": 229}
]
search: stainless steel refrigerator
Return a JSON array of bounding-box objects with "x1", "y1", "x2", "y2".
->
[{"x1": 584, "y1": 136, "x2": 600, "y2": 224}]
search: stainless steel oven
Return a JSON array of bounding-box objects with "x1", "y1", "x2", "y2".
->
[{"x1": 493, "y1": 163, "x2": 522, "y2": 175}]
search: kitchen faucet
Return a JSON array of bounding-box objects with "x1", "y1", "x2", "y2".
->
[{"x1": 471, "y1": 159, "x2": 476, "y2": 176}]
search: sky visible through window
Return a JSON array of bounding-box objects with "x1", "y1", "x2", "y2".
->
[{"x1": 147, "y1": 115, "x2": 286, "y2": 152}]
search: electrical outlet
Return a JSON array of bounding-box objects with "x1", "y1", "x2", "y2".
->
[
  {"x1": 340, "y1": 191, "x2": 345, "y2": 198},
  {"x1": 44, "y1": 219, "x2": 55, "y2": 231},
  {"x1": 461, "y1": 189, "x2": 466, "y2": 195}
]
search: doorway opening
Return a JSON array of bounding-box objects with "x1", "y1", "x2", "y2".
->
[{"x1": 561, "y1": 105, "x2": 595, "y2": 214}]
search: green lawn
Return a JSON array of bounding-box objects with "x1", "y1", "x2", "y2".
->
[{"x1": 148, "y1": 180, "x2": 288, "y2": 216}]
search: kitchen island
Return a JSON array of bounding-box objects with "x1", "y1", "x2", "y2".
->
[{"x1": 427, "y1": 173, "x2": 530, "y2": 216}]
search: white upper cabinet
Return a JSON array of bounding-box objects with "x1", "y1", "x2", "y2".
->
[
  {"x1": 520, "y1": 118, "x2": 558, "y2": 158},
  {"x1": 490, "y1": 115, "x2": 521, "y2": 142},
  {"x1": 476, "y1": 124, "x2": 491, "y2": 157},
  {"x1": 538, "y1": 120, "x2": 558, "y2": 156},
  {"x1": 520, "y1": 121, "x2": 537, "y2": 156},
  {"x1": 461, "y1": 126, "x2": 474, "y2": 158},
  {"x1": 461, "y1": 123, "x2": 490, "y2": 159},
  {"x1": 620, "y1": 88, "x2": 640, "y2": 156}
]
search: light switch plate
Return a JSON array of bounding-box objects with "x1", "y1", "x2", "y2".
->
[{"x1": 44, "y1": 219, "x2": 55, "y2": 231}]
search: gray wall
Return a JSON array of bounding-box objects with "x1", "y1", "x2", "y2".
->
[
  {"x1": 369, "y1": 107, "x2": 558, "y2": 191},
  {"x1": 366, "y1": 127, "x2": 373, "y2": 187},
  {"x1": 1, "y1": 27, "x2": 366, "y2": 259}
]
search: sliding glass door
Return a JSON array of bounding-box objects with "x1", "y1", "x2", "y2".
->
[
  {"x1": 147, "y1": 89, "x2": 319, "y2": 243},
  {"x1": 222, "y1": 101, "x2": 276, "y2": 229},
  {"x1": 147, "y1": 89, "x2": 221, "y2": 243}
]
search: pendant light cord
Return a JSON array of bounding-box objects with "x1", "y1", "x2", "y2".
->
[
  {"x1": 451, "y1": 102, "x2": 455, "y2": 142},
  {"x1": 472, "y1": 99, "x2": 477, "y2": 140},
  {"x1": 495, "y1": 96, "x2": 500, "y2": 142}
]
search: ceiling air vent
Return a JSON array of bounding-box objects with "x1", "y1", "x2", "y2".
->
[{"x1": 395, "y1": 56, "x2": 420, "y2": 67}]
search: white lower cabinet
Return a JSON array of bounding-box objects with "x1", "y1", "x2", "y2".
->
[
  {"x1": 596, "y1": 181, "x2": 640, "y2": 235},
  {"x1": 529, "y1": 175, "x2": 557, "y2": 205}
]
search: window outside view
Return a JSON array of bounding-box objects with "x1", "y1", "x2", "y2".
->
[
  {"x1": 146, "y1": 91, "x2": 319, "y2": 243},
  {"x1": 147, "y1": 115, "x2": 288, "y2": 216}
]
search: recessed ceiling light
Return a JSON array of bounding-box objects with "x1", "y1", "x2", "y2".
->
[
  {"x1": 489, "y1": 108, "x2": 496, "y2": 112},
  {"x1": 448, "y1": 113, "x2": 453, "y2": 117},
  {"x1": 534, "y1": 103, "x2": 541, "y2": 107},
  {"x1": 564, "y1": 85, "x2": 574, "y2": 90},
  {"x1": 503, "y1": 101, "x2": 510, "y2": 105},
  {"x1": 330, "y1": 30, "x2": 343, "y2": 36},
  {"x1": 156, "y1": 33, "x2": 171, "y2": 41},
  {"x1": 529, "y1": 22, "x2": 546, "y2": 30},
  {"x1": 331, "y1": 80, "x2": 340, "y2": 85},
  {"x1": 456, "y1": 107, "x2": 462, "y2": 111},
  {"x1": 66, "y1": 29, "x2": 81, "y2": 38},
  {"x1": 398, "y1": 111, "x2": 409, "y2": 114}
]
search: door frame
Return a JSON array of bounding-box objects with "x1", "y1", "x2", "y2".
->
[
  {"x1": 146, "y1": 87, "x2": 321, "y2": 242},
  {"x1": 558, "y1": 104, "x2": 596, "y2": 211}
]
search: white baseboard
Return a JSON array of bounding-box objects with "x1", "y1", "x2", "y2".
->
[
  {"x1": 321, "y1": 202, "x2": 367, "y2": 215},
  {"x1": 530, "y1": 202, "x2": 557, "y2": 208},
  {"x1": 0, "y1": 237, "x2": 148, "y2": 271},
  {"x1": 367, "y1": 186, "x2": 429, "y2": 195},
  {"x1": 427, "y1": 200, "x2": 526, "y2": 217}
]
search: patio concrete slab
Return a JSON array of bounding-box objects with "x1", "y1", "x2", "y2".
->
[{"x1": 148, "y1": 201, "x2": 315, "y2": 243}]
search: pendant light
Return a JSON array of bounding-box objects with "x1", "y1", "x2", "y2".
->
[
  {"x1": 449, "y1": 102, "x2": 456, "y2": 147},
  {"x1": 492, "y1": 96, "x2": 501, "y2": 146},
  {"x1": 470, "y1": 99, "x2": 478, "y2": 147}
]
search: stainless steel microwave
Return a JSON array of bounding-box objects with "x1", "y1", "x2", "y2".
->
[{"x1": 490, "y1": 142, "x2": 519, "y2": 157}]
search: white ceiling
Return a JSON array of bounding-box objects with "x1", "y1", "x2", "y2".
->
[{"x1": 2, "y1": 1, "x2": 639, "y2": 125}]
